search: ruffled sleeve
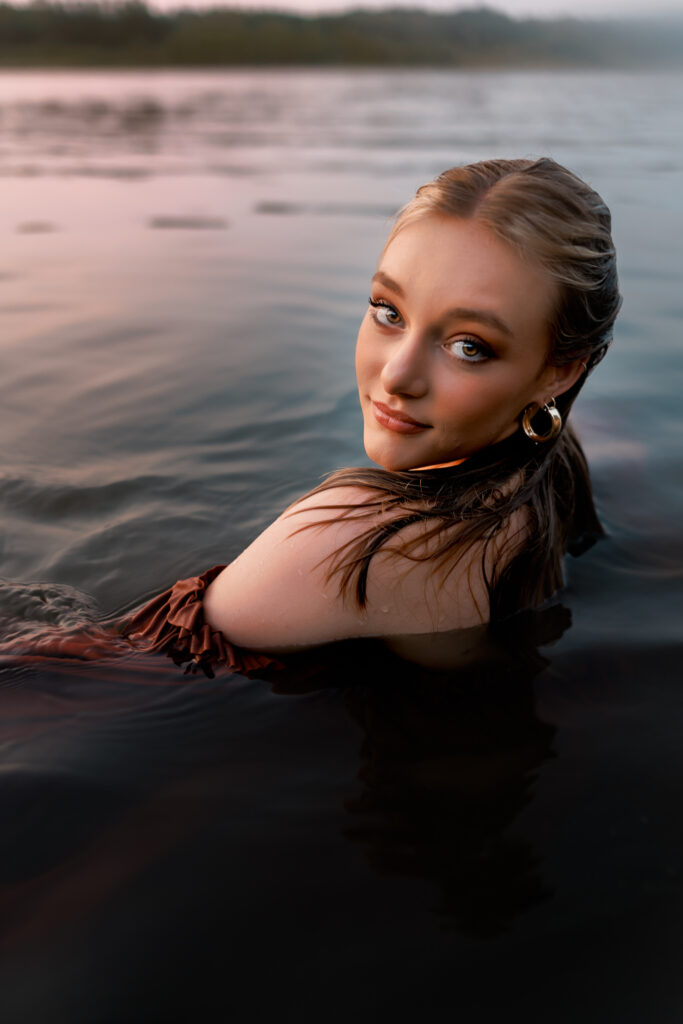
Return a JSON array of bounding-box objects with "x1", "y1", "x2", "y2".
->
[{"x1": 120, "y1": 565, "x2": 280, "y2": 678}]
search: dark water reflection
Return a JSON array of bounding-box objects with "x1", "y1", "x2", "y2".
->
[
  {"x1": 0, "y1": 609, "x2": 558, "y2": 1015},
  {"x1": 2, "y1": 603, "x2": 682, "y2": 1022},
  {"x1": 1, "y1": 69, "x2": 683, "y2": 1021}
]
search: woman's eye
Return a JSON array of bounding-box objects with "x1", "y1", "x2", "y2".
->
[
  {"x1": 447, "y1": 338, "x2": 490, "y2": 363},
  {"x1": 369, "y1": 298, "x2": 402, "y2": 328}
]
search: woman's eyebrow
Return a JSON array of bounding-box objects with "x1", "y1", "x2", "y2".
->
[
  {"x1": 372, "y1": 270, "x2": 405, "y2": 296},
  {"x1": 372, "y1": 270, "x2": 513, "y2": 338},
  {"x1": 444, "y1": 306, "x2": 513, "y2": 338}
]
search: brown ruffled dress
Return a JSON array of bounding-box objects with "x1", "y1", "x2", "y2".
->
[{"x1": 121, "y1": 565, "x2": 279, "y2": 678}]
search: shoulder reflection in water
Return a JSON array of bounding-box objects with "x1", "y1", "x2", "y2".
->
[
  {"x1": 271, "y1": 603, "x2": 567, "y2": 937},
  {"x1": 0, "y1": 601, "x2": 565, "y2": 946}
]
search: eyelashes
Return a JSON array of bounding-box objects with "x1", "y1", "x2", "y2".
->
[
  {"x1": 368, "y1": 297, "x2": 493, "y2": 363},
  {"x1": 447, "y1": 339, "x2": 490, "y2": 363},
  {"x1": 368, "y1": 297, "x2": 401, "y2": 327}
]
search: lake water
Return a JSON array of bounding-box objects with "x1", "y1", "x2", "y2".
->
[{"x1": 1, "y1": 69, "x2": 682, "y2": 1022}]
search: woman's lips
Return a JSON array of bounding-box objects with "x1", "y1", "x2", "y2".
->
[{"x1": 372, "y1": 401, "x2": 431, "y2": 434}]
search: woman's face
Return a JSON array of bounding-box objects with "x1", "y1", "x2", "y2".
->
[{"x1": 355, "y1": 214, "x2": 577, "y2": 471}]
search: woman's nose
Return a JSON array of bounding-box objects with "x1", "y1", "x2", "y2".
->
[{"x1": 380, "y1": 333, "x2": 429, "y2": 398}]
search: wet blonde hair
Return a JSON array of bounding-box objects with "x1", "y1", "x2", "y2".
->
[{"x1": 386, "y1": 157, "x2": 621, "y2": 386}]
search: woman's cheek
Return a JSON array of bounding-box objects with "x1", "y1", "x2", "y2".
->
[
  {"x1": 355, "y1": 328, "x2": 380, "y2": 392},
  {"x1": 354, "y1": 324, "x2": 369, "y2": 382}
]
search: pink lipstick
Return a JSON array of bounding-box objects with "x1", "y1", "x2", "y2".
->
[{"x1": 372, "y1": 401, "x2": 431, "y2": 435}]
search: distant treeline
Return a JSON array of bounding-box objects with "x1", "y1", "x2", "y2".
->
[{"x1": 0, "y1": 2, "x2": 682, "y2": 68}]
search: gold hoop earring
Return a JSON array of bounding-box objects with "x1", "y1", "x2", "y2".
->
[{"x1": 521, "y1": 398, "x2": 562, "y2": 443}]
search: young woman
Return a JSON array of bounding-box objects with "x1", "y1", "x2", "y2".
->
[{"x1": 123, "y1": 157, "x2": 621, "y2": 673}]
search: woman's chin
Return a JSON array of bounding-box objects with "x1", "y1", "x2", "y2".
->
[
  {"x1": 364, "y1": 440, "x2": 426, "y2": 473},
  {"x1": 363, "y1": 424, "x2": 463, "y2": 472},
  {"x1": 370, "y1": 457, "x2": 410, "y2": 471}
]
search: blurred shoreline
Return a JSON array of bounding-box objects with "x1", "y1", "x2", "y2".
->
[{"x1": 0, "y1": 3, "x2": 681, "y2": 69}]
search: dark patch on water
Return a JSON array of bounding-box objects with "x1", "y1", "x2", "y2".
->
[
  {"x1": 148, "y1": 215, "x2": 228, "y2": 230},
  {"x1": 204, "y1": 161, "x2": 260, "y2": 176},
  {"x1": 0, "y1": 164, "x2": 44, "y2": 177},
  {"x1": 0, "y1": 766, "x2": 131, "y2": 886},
  {"x1": 60, "y1": 165, "x2": 152, "y2": 180},
  {"x1": 255, "y1": 199, "x2": 397, "y2": 217},
  {"x1": 15, "y1": 221, "x2": 57, "y2": 234}
]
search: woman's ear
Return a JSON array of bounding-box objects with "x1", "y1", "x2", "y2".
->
[{"x1": 539, "y1": 359, "x2": 586, "y2": 402}]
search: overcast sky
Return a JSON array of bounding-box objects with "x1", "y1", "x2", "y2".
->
[{"x1": 145, "y1": 0, "x2": 681, "y2": 17}]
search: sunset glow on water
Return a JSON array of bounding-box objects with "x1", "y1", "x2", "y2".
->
[{"x1": 1, "y1": 68, "x2": 682, "y2": 1023}]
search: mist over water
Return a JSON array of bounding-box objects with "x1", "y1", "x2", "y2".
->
[{"x1": 1, "y1": 69, "x2": 682, "y2": 1022}]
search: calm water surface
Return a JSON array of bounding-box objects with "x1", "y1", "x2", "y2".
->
[{"x1": 1, "y1": 69, "x2": 682, "y2": 1022}]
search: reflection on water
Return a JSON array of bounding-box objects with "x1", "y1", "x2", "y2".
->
[
  {"x1": 340, "y1": 610, "x2": 567, "y2": 938},
  {"x1": 0, "y1": 606, "x2": 561, "y2": 978},
  {"x1": 1, "y1": 68, "x2": 683, "y2": 1021}
]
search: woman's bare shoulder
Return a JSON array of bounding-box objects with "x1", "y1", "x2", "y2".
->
[
  {"x1": 202, "y1": 485, "x2": 529, "y2": 651},
  {"x1": 203, "y1": 485, "x2": 386, "y2": 650}
]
